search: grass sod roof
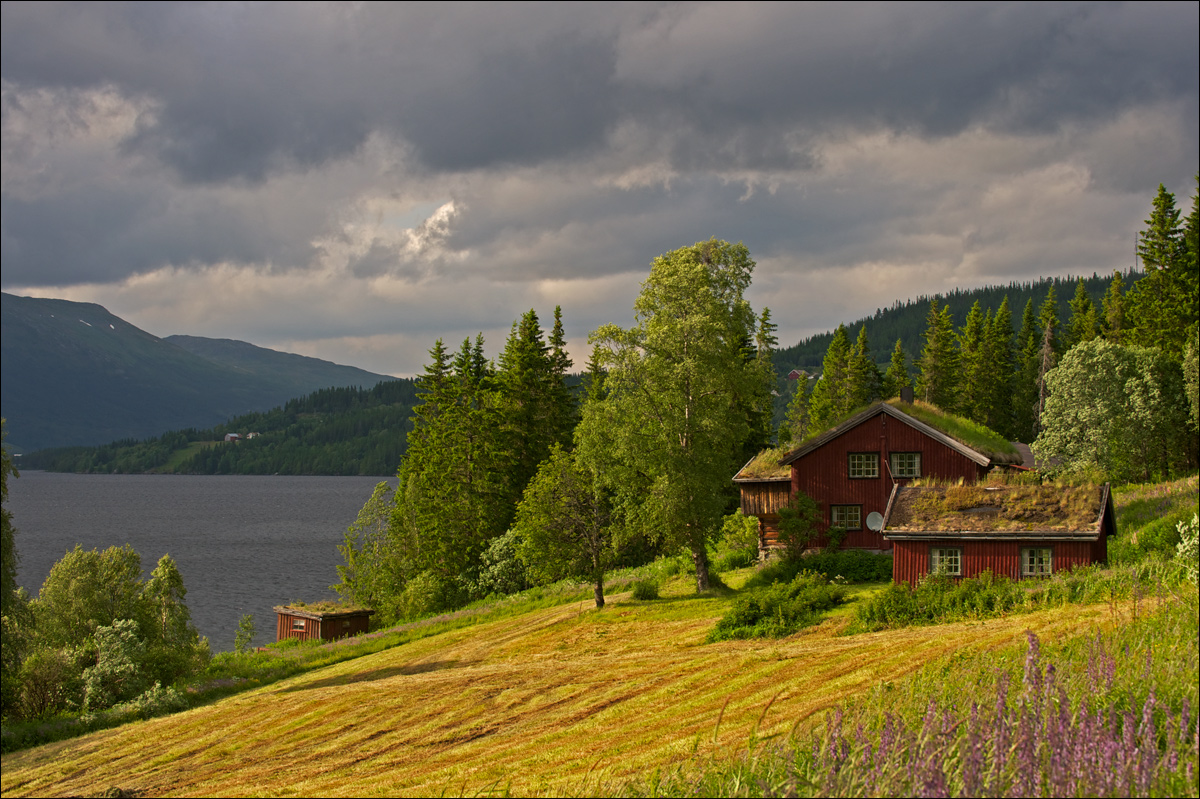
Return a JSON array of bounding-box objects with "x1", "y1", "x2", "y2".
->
[
  {"x1": 781, "y1": 399, "x2": 1022, "y2": 467},
  {"x1": 275, "y1": 601, "x2": 374, "y2": 619},
  {"x1": 882, "y1": 482, "x2": 1111, "y2": 538},
  {"x1": 733, "y1": 446, "x2": 791, "y2": 481}
]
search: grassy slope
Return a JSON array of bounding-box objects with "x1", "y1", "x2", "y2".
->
[{"x1": 1, "y1": 581, "x2": 1124, "y2": 798}]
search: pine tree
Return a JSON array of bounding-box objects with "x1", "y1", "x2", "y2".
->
[
  {"x1": 983, "y1": 297, "x2": 1014, "y2": 437},
  {"x1": 1101, "y1": 271, "x2": 1126, "y2": 343},
  {"x1": 1065, "y1": 278, "x2": 1099, "y2": 349},
  {"x1": 956, "y1": 301, "x2": 988, "y2": 423},
  {"x1": 1126, "y1": 183, "x2": 1194, "y2": 359},
  {"x1": 743, "y1": 308, "x2": 780, "y2": 457},
  {"x1": 916, "y1": 300, "x2": 959, "y2": 411},
  {"x1": 845, "y1": 326, "x2": 881, "y2": 410},
  {"x1": 881, "y1": 339, "x2": 911, "y2": 401},
  {"x1": 780, "y1": 375, "x2": 811, "y2": 447},
  {"x1": 808, "y1": 324, "x2": 852, "y2": 430},
  {"x1": 1012, "y1": 299, "x2": 1041, "y2": 442}
]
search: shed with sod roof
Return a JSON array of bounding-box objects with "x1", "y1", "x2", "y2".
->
[
  {"x1": 275, "y1": 603, "x2": 374, "y2": 643},
  {"x1": 732, "y1": 447, "x2": 792, "y2": 551},
  {"x1": 880, "y1": 482, "x2": 1115, "y2": 584},
  {"x1": 766, "y1": 400, "x2": 1025, "y2": 552}
]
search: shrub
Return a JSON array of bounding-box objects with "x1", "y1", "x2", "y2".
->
[
  {"x1": 630, "y1": 580, "x2": 659, "y2": 601},
  {"x1": 745, "y1": 550, "x2": 892, "y2": 590},
  {"x1": 1177, "y1": 512, "x2": 1199, "y2": 584},
  {"x1": 707, "y1": 572, "x2": 846, "y2": 642},
  {"x1": 474, "y1": 529, "x2": 529, "y2": 598}
]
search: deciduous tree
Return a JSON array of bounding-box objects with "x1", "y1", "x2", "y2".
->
[{"x1": 579, "y1": 239, "x2": 765, "y2": 592}]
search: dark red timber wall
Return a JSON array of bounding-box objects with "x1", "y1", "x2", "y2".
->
[
  {"x1": 892, "y1": 539, "x2": 1099, "y2": 585},
  {"x1": 791, "y1": 411, "x2": 988, "y2": 549}
]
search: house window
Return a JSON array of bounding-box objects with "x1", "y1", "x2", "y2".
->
[
  {"x1": 291, "y1": 618, "x2": 306, "y2": 631},
  {"x1": 848, "y1": 453, "x2": 879, "y2": 478},
  {"x1": 830, "y1": 505, "x2": 862, "y2": 530},
  {"x1": 930, "y1": 547, "x2": 962, "y2": 576},
  {"x1": 890, "y1": 452, "x2": 921, "y2": 479},
  {"x1": 1022, "y1": 547, "x2": 1053, "y2": 577}
]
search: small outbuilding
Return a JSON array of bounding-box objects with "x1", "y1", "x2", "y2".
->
[
  {"x1": 732, "y1": 447, "x2": 793, "y2": 551},
  {"x1": 274, "y1": 603, "x2": 374, "y2": 643},
  {"x1": 880, "y1": 482, "x2": 1116, "y2": 585}
]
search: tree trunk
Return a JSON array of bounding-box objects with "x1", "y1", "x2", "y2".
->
[
  {"x1": 692, "y1": 546, "x2": 710, "y2": 592},
  {"x1": 593, "y1": 571, "x2": 605, "y2": 608}
]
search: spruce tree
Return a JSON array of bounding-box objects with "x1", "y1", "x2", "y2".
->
[
  {"x1": 1012, "y1": 299, "x2": 1041, "y2": 442},
  {"x1": 1101, "y1": 271, "x2": 1126, "y2": 343},
  {"x1": 1126, "y1": 183, "x2": 1194, "y2": 359},
  {"x1": 780, "y1": 374, "x2": 812, "y2": 447},
  {"x1": 1065, "y1": 278, "x2": 1099, "y2": 349},
  {"x1": 956, "y1": 301, "x2": 987, "y2": 423},
  {"x1": 846, "y1": 326, "x2": 880, "y2": 410},
  {"x1": 983, "y1": 297, "x2": 1014, "y2": 438},
  {"x1": 808, "y1": 324, "x2": 852, "y2": 430},
  {"x1": 916, "y1": 300, "x2": 959, "y2": 411},
  {"x1": 881, "y1": 339, "x2": 911, "y2": 400}
]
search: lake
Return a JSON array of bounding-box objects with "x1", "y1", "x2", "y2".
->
[{"x1": 6, "y1": 471, "x2": 394, "y2": 651}]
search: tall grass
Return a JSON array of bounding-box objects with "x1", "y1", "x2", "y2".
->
[{"x1": 616, "y1": 586, "x2": 1200, "y2": 797}]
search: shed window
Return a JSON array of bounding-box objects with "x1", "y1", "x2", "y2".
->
[
  {"x1": 291, "y1": 618, "x2": 306, "y2": 631},
  {"x1": 830, "y1": 505, "x2": 862, "y2": 531},
  {"x1": 890, "y1": 452, "x2": 921, "y2": 478},
  {"x1": 848, "y1": 453, "x2": 879, "y2": 479},
  {"x1": 1021, "y1": 547, "x2": 1053, "y2": 577},
  {"x1": 930, "y1": 547, "x2": 962, "y2": 576}
]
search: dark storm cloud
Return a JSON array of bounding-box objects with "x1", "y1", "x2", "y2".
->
[{"x1": 3, "y1": 3, "x2": 1193, "y2": 184}]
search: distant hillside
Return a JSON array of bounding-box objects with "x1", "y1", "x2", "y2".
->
[
  {"x1": 20, "y1": 380, "x2": 420, "y2": 476},
  {"x1": 0, "y1": 293, "x2": 392, "y2": 452},
  {"x1": 165, "y1": 335, "x2": 388, "y2": 392},
  {"x1": 771, "y1": 271, "x2": 1139, "y2": 375}
]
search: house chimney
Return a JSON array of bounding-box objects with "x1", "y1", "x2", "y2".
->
[{"x1": 900, "y1": 386, "x2": 914, "y2": 404}]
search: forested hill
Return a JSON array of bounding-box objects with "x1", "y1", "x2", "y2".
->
[
  {"x1": 1, "y1": 293, "x2": 394, "y2": 452},
  {"x1": 771, "y1": 271, "x2": 1140, "y2": 374},
  {"x1": 20, "y1": 380, "x2": 421, "y2": 476}
]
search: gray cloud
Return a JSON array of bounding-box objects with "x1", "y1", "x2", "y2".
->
[{"x1": 2, "y1": 2, "x2": 1197, "y2": 375}]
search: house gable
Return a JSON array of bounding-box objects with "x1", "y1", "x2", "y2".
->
[{"x1": 777, "y1": 403, "x2": 991, "y2": 551}]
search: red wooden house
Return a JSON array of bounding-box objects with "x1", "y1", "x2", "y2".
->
[
  {"x1": 740, "y1": 400, "x2": 1028, "y2": 553},
  {"x1": 274, "y1": 604, "x2": 374, "y2": 643},
  {"x1": 881, "y1": 483, "x2": 1115, "y2": 584}
]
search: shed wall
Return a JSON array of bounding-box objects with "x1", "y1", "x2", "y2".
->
[
  {"x1": 792, "y1": 412, "x2": 987, "y2": 550},
  {"x1": 277, "y1": 613, "x2": 320, "y2": 643},
  {"x1": 892, "y1": 539, "x2": 1100, "y2": 585}
]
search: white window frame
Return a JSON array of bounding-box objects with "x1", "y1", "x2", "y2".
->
[
  {"x1": 848, "y1": 452, "x2": 880, "y2": 479},
  {"x1": 890, "y1": 452, "x2": 922, "y2": 479},
  {"x1": 1021, "y1": 547, "x2": 1053, "y2": 578},
  {"x1": 930, "y1": 547, "x2": 962, "y2": 576},
  {"x1": 291, "y1": 617, "x2": 306, "y2": 631},
  {"x1": 830, "y1": 505, "x2": 862, "y2": 531}
]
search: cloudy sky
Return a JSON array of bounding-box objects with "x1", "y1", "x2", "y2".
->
[{"x1": 2, "y1": 3, "x2": 1197, "y2": 377}]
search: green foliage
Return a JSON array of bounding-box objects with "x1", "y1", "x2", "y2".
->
[
  {"x1": 776, "y1": 492, "x2": 822, "y2": 560},
  {"x1": 916, "y1": 299, "x2": 959, "y2": 412},
  {"x1": 1034, "y1": 339, "x2": 1190, "y2": 481},
  {"x1": 807, "y1": 324, "x2": 852, "y2": 430},
  {"x1": 1, "y1": 419, "x2": 17, "y2": 619},
  {"x1": 745, "y1": 550, "x2": 893, "y2": 588},
  {"x1": 331, "y1": 481, "x2": 404, "y2": 621},
  {"x1": 1177, "y1": 513, "x2": 1199, "y2": 584},
  {"x1": 16, "y1": 647, "x2": 80, "y2": 721},
  {"x1": 1126, "y1": 182, "x2": 1199, "y2": 360},
  {"x1": 513, "y1": 444, "x2": 612, "y2": 606},
  {"x1": 580, "y1": 239, "x2": 768, "y2": 592},
  {"x1": 707, "y1": 572, "x2": 846, "y2": 642},
  {"x1": 82, "y1": 619, "x2": 147, "y2": 712},
  {"x1": 880, "y1": 339, "x2": 910, "y2": 401},
  {"x1": 1185, "y1": 329, "x2": 1199, "y2": 433},
  {"x1": 630, "y1": 580, "x2": 659, "y2": 601},
  {"x1": 32, "y1": 545, "x2": 145, "y2": 649},
  {"x1": 474, "y1": 529, "x2": 529, "y2": 598},
  {"x1": 847, "y1": 563, "x2": 1159, "y2": 633},
  {"x1": 234, "y1": 614, "x2": 256, "y2": 654}
]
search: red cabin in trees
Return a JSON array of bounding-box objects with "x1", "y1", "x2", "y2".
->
[
  {"x1": 739, "y1": 400, "x2": 1029, "y2": 553},
  {"x1": 881, "y1": 483, "x2": 1115, "y2": 584}
]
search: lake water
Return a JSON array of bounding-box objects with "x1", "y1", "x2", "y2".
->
[{"x1": 6, "y1": 471, "x2": 394, "y2": 652}]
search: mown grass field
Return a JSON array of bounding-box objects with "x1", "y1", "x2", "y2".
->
[{"x1": 1, "y1": 575, "x2": 1133, "y2": 798}]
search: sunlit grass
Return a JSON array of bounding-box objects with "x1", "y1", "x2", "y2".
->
[{"x1": 1, "y1": 587, "x2": 1125, "y2": 797}]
